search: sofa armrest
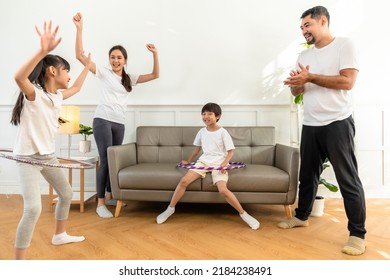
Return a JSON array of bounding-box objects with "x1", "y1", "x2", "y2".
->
[
  {"x1": 107, "y1": 143, "x2": 137, "y2": 198},
  {"x1": 274, "y1": 143, "x2": 300, "y2": 204},
  {"x1": 274, "y1": 144, "x2": 299, "y2": 173}
]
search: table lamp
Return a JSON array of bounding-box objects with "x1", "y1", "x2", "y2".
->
[{"x1": 59, "y1": 106, "x2": 80, "y2": 158}]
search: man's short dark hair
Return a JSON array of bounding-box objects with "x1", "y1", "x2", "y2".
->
[{"x1": 301, "y1": 6, "x2": 330, "y2": 25}]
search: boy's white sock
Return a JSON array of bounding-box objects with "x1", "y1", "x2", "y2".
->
[
  {"x1": 156, "y1": 206, "x2": 175, "y2": 224},
  {"x1": 240, "y1": 211, "x2": 260, "y2": 230},
  {"x1": 52, "y1": 232, "x2": 85, "y2": 245}
]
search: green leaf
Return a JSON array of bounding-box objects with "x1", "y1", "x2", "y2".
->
[
  {"x1": 300, "y1": 42, "x2": 313, "y2": 49},
  {"x1": 294, "y1": 94, "x2": 303, "y2": 105},
  {"x1": 319, "y1": 178, "x2": 339, "y2": 192},
  {"x1": 322, "y1": 162, "x2": 330, "y2": 170}
]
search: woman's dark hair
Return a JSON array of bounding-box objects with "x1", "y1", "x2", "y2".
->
[
  {"x1": 201, "y1": 103, "x2": 222, "y2": 122},
  {"x1": 301, "y1": 6, "x2": 330, "y2": 26},
  {"x1": 10, "y1": 54, "x2": 70, "y2": 126},
  {"x1": 109, "y1": 45, "x2": 132, "y2": 92}
]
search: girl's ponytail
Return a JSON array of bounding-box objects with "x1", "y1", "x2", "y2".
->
[
  {"x1": 10, "y1": 92, "x2": 25, "y2": 126},
  {"x1": 10, "y1": 55, "x2": 70, "y2": 126}
]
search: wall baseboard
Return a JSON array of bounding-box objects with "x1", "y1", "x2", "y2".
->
[{"x1": 0, "y1": 184, "x2": 97, "y2": 195}]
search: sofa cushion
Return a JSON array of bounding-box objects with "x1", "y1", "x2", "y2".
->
[
  {"x1": 201, "y1": 165, "x2": 290, "y2": 192},
  {"x1": 118, "y1": 163, "x2": 201, "y2": 191}
]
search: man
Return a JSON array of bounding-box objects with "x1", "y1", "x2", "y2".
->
[{"x1": 280, "y1": 6, "x2": 366, "y2": 256}]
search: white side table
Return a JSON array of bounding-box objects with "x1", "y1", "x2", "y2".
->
[{"x1": 49, "y1": 156, "x2": 99, "y2": 213}]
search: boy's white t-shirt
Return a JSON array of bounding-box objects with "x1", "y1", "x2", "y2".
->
[
  {"x1": 298, "y1": 37, "x2": 359, "y2": 126},
  {"x1": 193, "y1": 127, "x2": 235, "y2": 165},
  {"x1": 94, "y1": 65, "x2": 139, "y2": 124},
  {"x1": 14, "y1": 87, "x2": 63, "y2": 156}
]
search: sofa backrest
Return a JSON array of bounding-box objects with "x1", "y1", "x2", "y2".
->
[{"x1": 136, "y1": 126, "x2": 276, "y2": 165}]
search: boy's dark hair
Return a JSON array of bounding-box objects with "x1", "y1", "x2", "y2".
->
[
  {"x1": 301, "y1": 6, "x2": 330, "y2": 26},
  {"x1": 201, "y1": 103, "x2": 222, "y2": 122},
  {"x1": 11, "y1": 55, "x2": 70, "y2": 126},
  {"x1": 109, "y1": 45, "x2": 132, "y2": 93}
]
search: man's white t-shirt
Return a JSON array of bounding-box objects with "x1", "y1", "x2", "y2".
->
[
  {"x1": 94, "y1": 65, "x2": 139, "y2": 124},
  {"x1": 297, "y1": 37, "x2": 359, "y2": 126},
  {"x1": 193, "y1": 127, "x2": 235, "y2": 165}
]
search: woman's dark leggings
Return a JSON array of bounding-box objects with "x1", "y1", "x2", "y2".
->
[{"x1": 93, "y1": 118, "x2": 125, "y2": 199}]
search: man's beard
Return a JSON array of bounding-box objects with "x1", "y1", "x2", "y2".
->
[{"x1": 306, "y1": 34, "x2": 315, "y2": 45}]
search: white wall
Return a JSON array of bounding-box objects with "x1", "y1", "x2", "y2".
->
[
  {"x1": 1, "y1": 0, "x2": 390, "y2": 197},
  {"x1": 1, "y1": 0, "x2": 366, "y2": 106}
]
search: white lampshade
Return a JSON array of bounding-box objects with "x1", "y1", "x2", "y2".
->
[{"x1": 59, "y1": 106, "x2": 80, "y2": 134}]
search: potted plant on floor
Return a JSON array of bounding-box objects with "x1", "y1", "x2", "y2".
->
[
  {"x1": 311, "y1": 158, "x2": 339, "y2": 217},
  {"x1": 79, "y1": 124, "x2": 93, "y2": 154}
]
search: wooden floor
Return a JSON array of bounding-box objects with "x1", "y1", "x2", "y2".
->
[{"x1": 0, "y1": 194, "x2": 389, "y2": 260}]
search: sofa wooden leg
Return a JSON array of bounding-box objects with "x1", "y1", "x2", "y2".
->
[
  {"x1": 284, "y1": 205, "x2": 292, "y2": 219},
  {"x1": 114, "y1": 200, "x2": 123, "y2": 217}
]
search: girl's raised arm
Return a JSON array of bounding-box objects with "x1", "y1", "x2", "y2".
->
[
  {"x1": 62, "y1": 52, "x2": 93, "y2": 100},
  {"x1": 14, "y1": 21, "x2": 61, "y2": 100}
]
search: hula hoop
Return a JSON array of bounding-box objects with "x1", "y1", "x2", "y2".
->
[
  {"x1": 177, "y1": 161, "x2": 246, "y2": 171},
  {"x1": 0, "y1": 149, "x2": 95, "y2": 169}
]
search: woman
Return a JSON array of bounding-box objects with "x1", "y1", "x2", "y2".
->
[{"x1": 73, "y1": 12, "x2": 160, "y2": 218}]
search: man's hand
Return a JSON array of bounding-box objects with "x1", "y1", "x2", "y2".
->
[{"x1": 284, "y1": 63, "x2": 310, "y2": 87}]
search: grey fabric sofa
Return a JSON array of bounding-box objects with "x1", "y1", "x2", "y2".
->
[{"x1": 107, "y1": 126, "x2": 299, "y2": 218}]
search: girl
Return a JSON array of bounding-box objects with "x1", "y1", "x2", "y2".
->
[
  {"x1": 11, "y1": 21, "x2": 92, "y2": 260},
  {"x1": 73, "y1": 12, "x2": 160, "y2": 218}
]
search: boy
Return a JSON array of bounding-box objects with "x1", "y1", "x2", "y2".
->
[{"x1": 157, "y1": 103, "x2": 260, "y2": 230}]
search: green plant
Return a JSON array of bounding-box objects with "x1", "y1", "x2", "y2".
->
[
  {"x1": 79, "y1": 124, "x2": 93, "y2": 140},
  {"x1": 293, "y1": 42, "x2": 313, "y2": 105},
  {"x1": 320, "y1": 158, "x2": 339, "y2": 192}
]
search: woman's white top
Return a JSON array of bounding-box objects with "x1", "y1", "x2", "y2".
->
[{"x1": 94, "y1": 65, "x2": 139, "y2": 124}]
